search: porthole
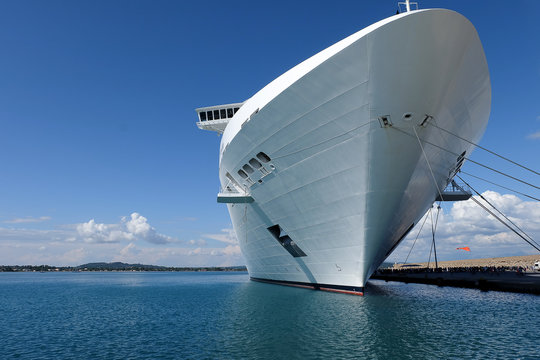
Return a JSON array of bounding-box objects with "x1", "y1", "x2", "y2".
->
[
  {"x1": 249, "y1": 158, "x2": 262, "y2": 169},
  {"x1": 403, "y1": 112, "x2": 412, "y2": 121},
  {"x1": 256, "y1": 152, "x2": 271, "y2": 163},
  {"x1": 242, "y1": 164, "x2": 254, "y2": 174},
  {"x1": 237, "y1": 169, "x2": 248, "y2": 179}
]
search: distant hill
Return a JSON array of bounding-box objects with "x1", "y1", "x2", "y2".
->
[
  {"x1": 76, "y1": 262, "x2": 165, "y2": 271},
  {"x1": 0, "y1": 263, "x2": 248, "y2": 272}
]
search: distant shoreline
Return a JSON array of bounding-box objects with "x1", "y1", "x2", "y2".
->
[{"x1": 0, "y1": 262, "x2": 247, "y2": 273}]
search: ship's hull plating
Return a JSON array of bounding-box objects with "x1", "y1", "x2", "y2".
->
[{"x1": 219, "y1": 10, "x2": 491, "y2": 291}]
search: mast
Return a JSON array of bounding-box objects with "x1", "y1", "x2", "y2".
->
[{"x1": 398, "y1": 0, "x2": 417, "y2": 12}]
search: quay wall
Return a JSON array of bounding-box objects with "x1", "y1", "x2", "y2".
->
[{"x1": 393, "y1": 254, "x2": 539, "y2": 270}]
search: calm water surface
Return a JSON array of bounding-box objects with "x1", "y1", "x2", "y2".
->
[{"x1": 0, "y1": 272, "x2": 538, "y2": 359}]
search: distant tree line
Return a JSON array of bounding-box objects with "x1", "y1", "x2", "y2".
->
[{"x1": 0, "y1": 262, "x2": 247, "y2": 272}]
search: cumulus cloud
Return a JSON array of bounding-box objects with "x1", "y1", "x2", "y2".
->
[
  {"x1": 3, "y1": 216, "x2": 51, "y2": 224},
  {"x1": 387, "y1": 191, "x2": 540, "y2": 263},
  {"x1": 0, "y1": 216, "x2": 244, "y2": 267},
  {"x1": 76, "y1": 213, "x2": 173, "y2": 244}
]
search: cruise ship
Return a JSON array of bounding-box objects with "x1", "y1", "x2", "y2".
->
[{"x1": 195, "y1": 2, "x2": 491, "y2": 295}]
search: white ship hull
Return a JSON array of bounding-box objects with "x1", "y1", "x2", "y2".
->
[{"x1": 215, "y1": 9, "x2": 491, "y2": 294}]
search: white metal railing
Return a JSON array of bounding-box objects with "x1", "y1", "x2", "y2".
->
[
  {"x1": 445, "y1": 180, "x2": 471, "y2": 194},
  {"x1": 219, "y1": 185, "x2": 240, "y2": 194}
]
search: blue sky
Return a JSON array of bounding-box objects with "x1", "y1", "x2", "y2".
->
[{"x1": 0, "y1": 0, "x2": 538, "y2": 266}]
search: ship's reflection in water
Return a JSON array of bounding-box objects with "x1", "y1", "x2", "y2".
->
[{"x1": 217, "y1": 277, "x2": 538, "y2": 359}]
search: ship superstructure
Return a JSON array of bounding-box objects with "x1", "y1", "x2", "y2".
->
[{"x1": 196, "y1": 5, "x2": 491, "y2": 295}]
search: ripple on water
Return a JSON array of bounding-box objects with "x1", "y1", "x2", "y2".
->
[{"x1": 0, "y1": 273, "x2": 538, "y2": 359}]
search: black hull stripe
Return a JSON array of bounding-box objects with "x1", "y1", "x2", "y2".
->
[{"x1": 250, "y1": 277, "x2": 364, "y2": 296}]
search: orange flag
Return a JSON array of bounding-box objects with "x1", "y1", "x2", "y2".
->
[{"x1": 456, "y1": 247, "x2": 471, "y2": 251}]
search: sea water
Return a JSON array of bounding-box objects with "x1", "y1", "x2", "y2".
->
[{"x1": 0, "y1": 272, "x2": 538, "y2": 359}]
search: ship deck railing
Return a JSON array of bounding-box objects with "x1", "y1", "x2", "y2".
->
[
  {"x1": 217, "y1": 186, "x2": 254, "y2": 204},
  {"x1": 435, "y1": 181, "x2": 472, "y2": 202}
]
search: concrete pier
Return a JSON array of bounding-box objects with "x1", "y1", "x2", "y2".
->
[
  {"x1": 372, "y1": 255, "x2": 540, "y2": 294},
  {"x1": 371, "y1": 271, "x2": 540, "y2": 295}
]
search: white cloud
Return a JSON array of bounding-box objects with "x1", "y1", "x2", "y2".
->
[
  {"x1": 77, "y1": 219, "x2": 133, "y2": 243},
  {"x1": 76, "y1": 213, "x2": 173, "y2": 244},
  {"x1": 189, "y1": 239, "x2": 207, "y2": 246},
  {"x1": 527, "y1": 131, "x2": 540, "y2": 139},
  {"x1": 202, "y1": 228, "x2": 238, "y2": 244},
  {"x1": 0, "y1": 217, "x2": 244, "y2": 267},
  {"x1": 221, "y1": 244, "x2": 242, "y2": 256},
  {"x1": 57, "y1": 248, "x2": 87, "y2": 264},
  {"x1": 0, "y1": 227, "x2": 70, "y2": 242},
  {"x1": 387, "y1": 191, "x2": 540, "y2": 263},
  {"x1": 118, "y1": 242, "x2": 139, "y2": 257},
  {"x1": 188, "y1": 244, "x2": 241, "y2": 257},
  {"x1": 3, "y1": 216, "x2": 51, "y2": 224}
]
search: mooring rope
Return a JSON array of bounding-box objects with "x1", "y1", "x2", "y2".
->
[
  {"x1": 412, "y1": 125, "x2": 445, "y2": 202},
  {"x1": 457, "y1": 175, "x2": 540, "y2": 250},
  {"x1": 390, "y1": 126, "x2": 540, "y2": 191},
  {"x1": 428, "y1": 121, "x2": 540, "y2": 176},
  {"x1": 453, "y1": 178, "x2": 540, "y2": 252},
  {"x1": 404, "y1": 207, "x2": 431, "y2": 265},
  {"x1": 460, "y1": 171, "x2": 540, "y2": 202}
]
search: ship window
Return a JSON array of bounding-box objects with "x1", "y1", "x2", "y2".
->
[
  {"x1": 214, "y1": 110, "x2": 220, "y2": 120},
  {"x1": 237, "y1": 169, "x2": 248, "y2": 179},
  {"x1": 234, "y1": 107, "x2": 239, "y2": 114},
  {"x1": 256, "y1": 152, "x2": 271, "y2": 163},
  {"x1": 207, "y1": 111, "x2": 213, "y2": 120},
  {"x1": 220, "y1": 109, "x2": 226, "y2": 119},
  {"x1": 249, "y1": 158, "x2": 262, "y2": 169},
  {"x1": 242, "y1": 164, "x2": 254, "y2": 174},
  {"x1": 199, "y1": 112, "x2": 207, "y2": 121},
  {"x1": 227, "y1": 108, "x2": 234, "y2": 118}
]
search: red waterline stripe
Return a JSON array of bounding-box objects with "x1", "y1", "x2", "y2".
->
[
  {"x1": 274, "y1": 281, "x2": 316, "y2": 290},
  {"x1": 251, "y1": 277, "x2": 364, "y2": 296},
  {"x1": 319, "y1": 287, "x2": 364, "y2": 296}
]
